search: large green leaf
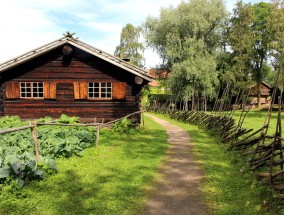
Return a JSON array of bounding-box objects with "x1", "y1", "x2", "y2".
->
[{"x1": 0, "y1": 167, "x2": 10, "y2": 178}]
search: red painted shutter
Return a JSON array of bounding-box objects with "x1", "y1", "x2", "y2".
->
[
  {"x1": 112, "y1": 82, "x2": 126, "y2": 99},
  {"x1": 44, "y1": 82, "x2": 56, "y2": 99},
  {"x1": 5, "y1": 81, "x2": 20, "y2": 99},
  {"x1": 74, "y1": 82, "x2": 87, "y2": 99}
]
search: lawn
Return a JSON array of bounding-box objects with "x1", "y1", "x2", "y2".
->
[
  {"x1": 150, "y1": 112, "x2": 283, "y2": 215},
  {"x1": 232, "y1": 109, "x2": 282, "y2": 135},
  {"x1": 1, "y1": 110, "x2": 283, "y2": 215},
  {"x1": 0, "y1": 116, "x2": 168, "y2": 215}
]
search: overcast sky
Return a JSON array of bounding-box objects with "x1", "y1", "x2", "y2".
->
[{"x1": 0, "y1": 0, "x2": 269, "y2": 68}]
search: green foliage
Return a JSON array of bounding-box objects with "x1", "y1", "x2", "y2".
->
[
  {"x1": 0, "y1": 115, "x2": 95, "y2": 186},
  {"x1": 269, "y1": 0, "x2": 284, "y2": 91},
  {"x1": 228, "y1": 1, "x2": 273, "y2": 107},
  {"x1": 0, "y1": 116, "x2": 28, "y2": 129},
  {"x1": 57, "y1": 114, "x2": 79, "y2": 124},
  {"x1": 144, "y1": 0, "x2": 228, "y2": 104},
  {"x1": 111, "y1": 118, "x2": 137, "y2": 134},
  {"x1": 114, "y1": 23, "x2": 145, "y2": 68}
]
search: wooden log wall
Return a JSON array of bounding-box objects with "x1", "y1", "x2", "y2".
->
[{"x1": 0, "y1": 45, "x2": 144, "y2": 122}]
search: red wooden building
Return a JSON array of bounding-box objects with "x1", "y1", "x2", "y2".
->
[{"x1": 0, "y1": 33, "x2": 152, "y2": 122}]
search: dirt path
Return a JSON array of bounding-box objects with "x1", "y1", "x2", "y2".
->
[{"x1": 141, "y1": 114, "x2": 207, "y2": 215}]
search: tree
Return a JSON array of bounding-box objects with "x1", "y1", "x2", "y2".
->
[
  {"x1": 114, "y1": 23, "x2": 145, "y2": 68},
  {"x1": 144, "y1": 0, "x2": 227, "y2": 110},
  {"x1": 228, "y1": 1, "x2": 272, "y2": 107},
  {"x1": 269, "y1": 0, "x2": 284, "y2": 91},
  {"x1": 251, "y1": 2, "x2": 272, "y2": 107},
  {"x1": 227, "y1": 1, "x2": 254, "y2": 84}
]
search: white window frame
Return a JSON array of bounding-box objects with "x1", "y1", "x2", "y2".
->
[
  {"x1": 20, "y1": 82, "x2": 44, "y2": 99},
  {"x1": 88, "y1": 82, "x2": 112, "y2": 99}
]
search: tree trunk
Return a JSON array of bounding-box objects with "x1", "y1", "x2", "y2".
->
[
  {"x1": 197, "y1": 95, "x2": 200, "y2": 111},
  {"x1": 257, "y1": 82, "x2": 261, "y2": 108},
  {"x1": 191, "y1": 83, "x2": 195, "y2": 111},
  {"x1": 205, "y1": 95, "x2": 207, "y2": 112}
]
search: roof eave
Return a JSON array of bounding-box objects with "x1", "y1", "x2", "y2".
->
[{"x1": 0, "y1": 37, "x2": 67, "y2": 73}]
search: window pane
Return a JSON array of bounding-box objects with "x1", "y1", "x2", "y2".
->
[
  {"x1": 20, "y1": 82, "x2": 44, "y2": 98},
  {"x1": 87, "y1": 82, "x2": 112, "y2": 99}
]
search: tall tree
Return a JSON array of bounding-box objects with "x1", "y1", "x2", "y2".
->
[
  {"x1": 114, "y1": 23, "x2": 145, "y2": 68},
  {"x1": 227, "y1": 1, "x2": 254, "y2": 84},
  {"x1": 144, "y1": 0, "x2": 227, "y2": 110},
  {"x1": 269, "y1": 0, "x2": 284, "y2": 91},
  {"x1": 251, "y1": 2, "x2": 272, "y2": 107},
  {"x1": 228, "y1": 1, "x2": 272, "y2": 107}
]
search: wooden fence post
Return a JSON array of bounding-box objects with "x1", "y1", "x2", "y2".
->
[
  {"x1": 141, "y1": 111, "x2": 145, "y2": 128},
  {"x1": 95, "y1": 126, "x2": 100, "y2": 147},
  {"x1": 31, "y1": 120, "x2": 40, "y2": 163}
]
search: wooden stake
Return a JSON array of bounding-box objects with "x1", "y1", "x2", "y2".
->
[
  {"x1": 141, "y1": 112, "x2": 145, "y2": 128},
  {"x1": 95, "y1": 126, "x2": 100, "y2": 147},
  {"x1": 31, "y1": 120, "x2": 40, "y2": 163}
]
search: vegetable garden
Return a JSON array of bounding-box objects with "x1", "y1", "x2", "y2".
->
[
  {"x1": 0, "y1": 115, "x2": 96, "y2": 187},
  {"x1": 0, "y1": 112, "x2": 141, "y2": 188}
]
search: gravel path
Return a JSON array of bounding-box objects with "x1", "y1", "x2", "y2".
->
[{"x1": 141, "y1": 114, "x2": 207, "y2": 215}]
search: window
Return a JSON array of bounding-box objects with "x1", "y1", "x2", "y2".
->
[
  {"x1": 88, "y1": 82, "x2": 112, "y2": 99},
  {"x1": 20, "y1": 82, "x2": 44, "y2": 99}
]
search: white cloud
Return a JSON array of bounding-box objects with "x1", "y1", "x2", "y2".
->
[{"x1": 0, "y1": 0, "x2": 271, "y2": 68}]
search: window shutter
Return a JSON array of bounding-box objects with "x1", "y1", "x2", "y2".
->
[
  {"x1": 112, "y1": 82, "x2": 126, "y2": 99},
  {"x1": 5, "y1": 81, "x2": 20, "y2": 99},
  {"x1": 74, "y1": 82, "x2": 87, "y2": 99},
  {"x1": 44, "y1": 82, "x2": 56, "y2": 99}
]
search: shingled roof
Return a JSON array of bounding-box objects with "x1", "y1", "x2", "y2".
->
[{"x1": 0, "y1": 33, "x2": 153, "y2": 82}]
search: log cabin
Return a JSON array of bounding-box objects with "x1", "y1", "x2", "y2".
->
[
  {"x1": 249, "y1": 81, "x2": 271, "y2": 107},
  {"x1": 0, "y1": 33, "x2": 152, "y2": 122}
]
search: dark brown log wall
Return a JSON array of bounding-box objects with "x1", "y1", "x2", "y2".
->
[{"x1": 0, "y1": 45, "x2": 145, "y2": 122}]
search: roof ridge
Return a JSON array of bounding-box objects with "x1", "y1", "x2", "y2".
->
[
  {"x1": 0, "y1": 34, "x2": 152, "y2": 81},
  {"x1": 72, "y1": 38, "x2": 147, "y2": 75}
]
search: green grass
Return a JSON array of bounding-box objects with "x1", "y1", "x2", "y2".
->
[
  {"x1": 233, "y1": 109, "x2": 284, "y2": 135},
  {"x1": 149, "y1": 113, "x2": 283, "y2": 215},
  {"x1": 0, "y1": 116, "x2": 168, "y2": 215}
]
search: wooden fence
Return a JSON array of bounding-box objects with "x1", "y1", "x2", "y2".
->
[{"x1": 0, "y1": 111, "x2": 144, "y2": 163}]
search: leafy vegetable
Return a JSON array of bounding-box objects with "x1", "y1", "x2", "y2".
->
[{"x1": 0, "y1": 115, "x2": 96, "y2": 186}]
